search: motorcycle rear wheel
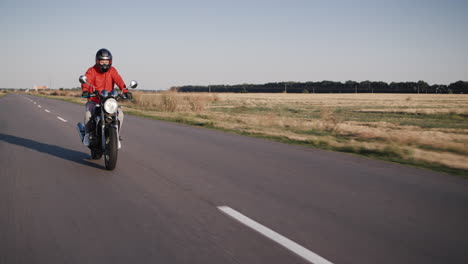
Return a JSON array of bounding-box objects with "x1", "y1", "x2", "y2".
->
[{"x1": 91, "y1": 148, "x2": 102, "y2": 160}]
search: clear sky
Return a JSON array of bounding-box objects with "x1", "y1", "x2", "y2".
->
[{"x1": 1, "y1": 0, "x2": 467, "y2": 90}]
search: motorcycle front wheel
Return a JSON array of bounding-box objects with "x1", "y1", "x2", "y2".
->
[{"x1": 104, "y1": 126, "x2": 118, "y2": 170}]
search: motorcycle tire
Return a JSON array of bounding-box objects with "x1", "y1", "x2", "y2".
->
[{"x1": 104, "y1": 126, "x2": 118, "y2": 170}]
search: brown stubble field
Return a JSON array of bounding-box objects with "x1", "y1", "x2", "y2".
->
[{"x1": 32, "y1": 91, "x2": 468, "y2": 176}]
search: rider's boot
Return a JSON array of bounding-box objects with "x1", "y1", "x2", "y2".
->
[{"x1": 83, "y1": 133, "x2": 90, "y2": 146}]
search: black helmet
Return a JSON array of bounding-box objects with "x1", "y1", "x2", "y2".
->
[
  {"x1": 95, "y1": 48, "x2": 112, "y2": 73},
  {"x1": 96, "y1": 48, "x2": 112, "y2": 60}
]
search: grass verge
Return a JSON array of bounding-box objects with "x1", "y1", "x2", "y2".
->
[{"x1": 24, "y1": 92, "x2": 468, "y2": 178}]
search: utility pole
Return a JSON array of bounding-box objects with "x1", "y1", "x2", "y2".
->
[{"x1": 284, "y1": 83, "x2": 287, "y2": 93}]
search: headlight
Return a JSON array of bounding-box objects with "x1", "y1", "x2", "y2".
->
[{"x1": 103, "y1": 98, "x2": 118, "y2": 114}]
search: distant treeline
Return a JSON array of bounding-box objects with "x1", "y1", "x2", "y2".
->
[{"x1": 171, "y1": 80, "x2": 468, "y2": 94}]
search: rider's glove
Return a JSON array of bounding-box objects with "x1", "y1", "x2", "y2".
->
[
  {"x1": 82, "y1": 91, "x2": 90, "y2": 98},
  {"x1": 124, "y1": 91, "x2": 133, "y2": 100}
]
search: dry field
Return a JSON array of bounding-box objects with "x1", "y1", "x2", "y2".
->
[
  {"x1": 0, "y1": 90, "x2": 10, "y2": 97},
  {"x1": 33, "y1": 91, "x2": 468, "y2": 176}
]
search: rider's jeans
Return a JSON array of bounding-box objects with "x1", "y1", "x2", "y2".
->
[{"x1": 84, "y1": 101, "x2": 124, "y2": 133}]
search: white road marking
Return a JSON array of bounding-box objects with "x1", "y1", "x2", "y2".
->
[
  {"x1": 33, "y1": 102, "x2": 36, "y2": 104},
  {"x1": 57, "y1": 117, "x2": 67, "y2": 122},
  {"x1": 218, "y1": 206, "x2": 334, "y2": 264},
  {"x1": 38, "y1": 105, "x2": 42, "y2": 108},
  {"x1": 45, "y1": 109, "x2": 50, "y2": 113}
]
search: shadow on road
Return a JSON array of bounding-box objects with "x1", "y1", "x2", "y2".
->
[{"x1": 0, "y1": 133, "x2": 103, "y2": 169}]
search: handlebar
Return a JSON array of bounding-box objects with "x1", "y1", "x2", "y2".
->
[
  {"x1": 81, "y1": 92, "x2": 136, "y2": 102},
  {"x1": 80, "y1": 94, "x2": 97, "y2": 98}
]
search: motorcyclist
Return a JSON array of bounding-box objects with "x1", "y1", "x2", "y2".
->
[{"x1": 81, "y1": 48, "x2": 132, "y2": 146}]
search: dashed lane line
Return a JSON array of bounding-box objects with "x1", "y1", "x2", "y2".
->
[{"x1": 218, "y1": 206, "x2": 334, "y2": 264}]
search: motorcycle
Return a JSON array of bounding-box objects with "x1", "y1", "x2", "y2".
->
[{"x1": 76, "y1": 75, "x2": 138, "y2": 170}]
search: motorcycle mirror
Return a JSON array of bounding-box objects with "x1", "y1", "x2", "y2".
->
[
  {"x1": 130, "y1": 80, "x2": 138, "y2": 89},
  {"x1": 79, "y1": 75, "x2": 88, "y2": 84}
]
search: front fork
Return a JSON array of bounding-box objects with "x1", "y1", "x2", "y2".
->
[{"x1": 100, "y1": 111, "x2": 121, "y2": 151}]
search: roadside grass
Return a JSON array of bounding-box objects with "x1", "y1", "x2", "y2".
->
[
  {"x1": 0, "y1": 90, "x2": 10, "y2": 97},
  {"x1": 24, "y1": 91, "x2": 468, "y2": 177},
  {"x1": 341, "y1": 111, "x2": 468, "y2": 129}
]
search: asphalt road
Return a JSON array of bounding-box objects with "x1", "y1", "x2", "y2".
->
[{"x1": 1, "y1": 93, "x2": 467, "y2": 264}]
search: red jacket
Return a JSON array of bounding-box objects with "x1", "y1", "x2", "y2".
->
[{"x1": 81, "y1": 65, "x2": 128, "y2": 103}]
